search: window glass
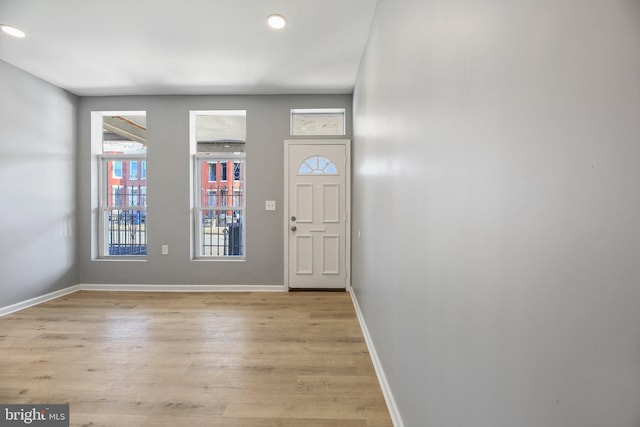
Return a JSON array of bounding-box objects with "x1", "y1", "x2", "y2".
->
[
  {"x1": 298, "y1": 155, "x2": 338, "y2": 175},
  {"x1": 233, "y1": 162, "x2": 241, "y2": 181},
  {"x1": 112, "y1": 161, "x2": 122, "y2": 178},
  {"x1": 221, "y1": 163, "x2": 228, "y2": 181},
  {"x1": 195, "y1": 112, "x2": 246, "y2": 153},
  {"x1": 102, "y1": 114, "x2": 147, "y2": 154},
  {"x1": 290, "y1": 108, "x2": 345, "y2": 136},
  {"x1": 208, "y1": 162, "x2": 217, "y2": 182}
]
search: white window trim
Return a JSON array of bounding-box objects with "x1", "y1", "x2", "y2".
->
[
  {"x1": 91, "y1": 111, "x2": 147, "y2": 261},
  {"x1": 189, "y1": 110, "x2": 247, "y2": 261}
]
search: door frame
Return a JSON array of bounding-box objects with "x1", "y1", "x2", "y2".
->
[{"x1": 283, "y1": 139, "x2": 351, "y2": 291}]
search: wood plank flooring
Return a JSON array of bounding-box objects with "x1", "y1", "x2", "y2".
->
[{"x1": 0, "y1": 291, "x2": 392, "y2": 427}]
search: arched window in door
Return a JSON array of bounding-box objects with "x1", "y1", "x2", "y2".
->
[{"x1": 298, "y1": 155, "x2": 338, "y2": 175}]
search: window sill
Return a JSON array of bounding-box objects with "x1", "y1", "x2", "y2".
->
[
  {"x1": 94, "y1": 257, "x2": 148, "y2": 262},
  {"x1": 191, "y1": 257, "x2": 246, "y2": 262}
]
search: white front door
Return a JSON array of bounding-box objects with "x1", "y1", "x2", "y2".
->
[{"x1": 284, "y1": 140, "x2": 350, "y2": 289}]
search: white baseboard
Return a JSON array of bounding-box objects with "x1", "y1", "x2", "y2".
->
[
  {"x1": 0, "y1": 285, "x2": 82, "y2": 317},
  {"x1": 0, "y1": 283, "x2": 286, "y2": 317},
  {"x1": 350, "y1": 290, "x2": 405, "y2": 427},
  {"x1": 78, "y1": 283, "x2": 286, "y2": 292}
]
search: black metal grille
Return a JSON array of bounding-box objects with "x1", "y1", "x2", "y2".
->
[
  {"x1": 107, "y1": 181, "x2": 147, "y2": 256},
  {"x1": 200, "y1": 209, "x2": 243, "y2": 256},
  {"x1": 107, "y1": 209, "x2": 147, "y2": 255}
]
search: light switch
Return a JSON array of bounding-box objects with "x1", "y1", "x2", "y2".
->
[
  {"x1": 161, "y1": 245, "x2": 169, "y2": 255},
  {"x1": 265, "y1": 200, "x2": 276, "y2": 211}
]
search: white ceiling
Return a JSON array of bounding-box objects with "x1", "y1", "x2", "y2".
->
[{"x1": 0, "y1": 0, "x2": 378, "y2": 96}]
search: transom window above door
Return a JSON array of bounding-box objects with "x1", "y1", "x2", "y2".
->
[{"x1": 290, "y1": 108, "x2": 346, "y2": 136}]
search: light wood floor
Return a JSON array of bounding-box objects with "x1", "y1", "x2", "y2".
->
[{"x1": 0, "y1": 291, "x2": 392, "y2": 427}]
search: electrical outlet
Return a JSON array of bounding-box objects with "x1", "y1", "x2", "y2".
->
[
  {"x1": 265, "y1": 200, "x2": 276, "y2": 211},
  {"x1": 161, "y1": 245, "x2": 169, "y2": 255}
]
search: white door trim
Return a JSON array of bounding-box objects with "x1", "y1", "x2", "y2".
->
[{"x1": 284, "y1": 139, "x2": 351, "y2": 291}]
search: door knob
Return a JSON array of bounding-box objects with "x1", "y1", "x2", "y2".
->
[
  {"x1": 291, "y1": 225, "x2": 297, "y2": 231},
  {"x1": 291, "y1": 216, "x2": 296, "y2": 221}
]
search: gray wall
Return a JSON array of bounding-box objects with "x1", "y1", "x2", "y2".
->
[
  {"x1": 0, "y1": 60, "x2": 77, "y2": 307},
  {"x1": 352, "y1": 1, "x2": 640, "y2": 426},
  {"x1": 77, "y1": 95, "x2": 351, "y2": 285}
]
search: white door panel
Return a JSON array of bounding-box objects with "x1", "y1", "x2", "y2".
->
[
  {"x1": 322, "y1": 184, "x2": 340, "y2": 223},
  {"x1": 295, "y1": 184, "x2": 314, "y2": 223},
  {"x1": 295, "y1": 235, "x2": 313, "y2": 274},
  {"x1": 322, "y1": 235, "x2": 340, "y2": 275}
]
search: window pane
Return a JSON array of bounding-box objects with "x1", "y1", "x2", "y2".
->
[
  {"x1": 195, "y1": 112, "x2": 246, "y2": 153},
  {"x1": 220, "y1": 188, "x2": 228, "y2": 207},
  {"x1": 298, "y1": 155, "x2": 338, "y2": 175},
  {"x1": 106, "y1": 208, "x2": 147, "y2": 255},
  {"x1": 196, "y1": 159, "x2": 245, "y2": 257},
  {"x1": 208, "y1": 162, "x2": 217, "y2": 182},
  {"x1": 106, "y1": 160, "x2": 147, "y2": 207},
  {"x1": 200, "y1": 210, "x2": 244, "y2": 256},
  {"x1": 232, "y1": 190, "x2": 242, "y2": 207},
  {"x1": 291, "y1": 108, "x2": 345, "y2": 136},
  {"x1": 207, "y1": 190, "x2": 217, "y2": 207},
  {"x1": 113, "y1": 161, "x2": 122, "y2": 178},
  {"x1": 102, "y1": 115, "x2": 147, "y2": 154},
  {"x1": 104, "y1": 158, "x2": 147, "y2": 256},
  {"x1": 111, "y1": 185, "x2": 123, "y2": 206}
]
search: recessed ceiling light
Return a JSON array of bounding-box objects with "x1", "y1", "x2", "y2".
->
[
  {"x1": 1, "y1": 25, "x2": 26, "y2": 39},
  {"x1": 267, "y1": 14, "x2": 287, "y2": 30}
]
